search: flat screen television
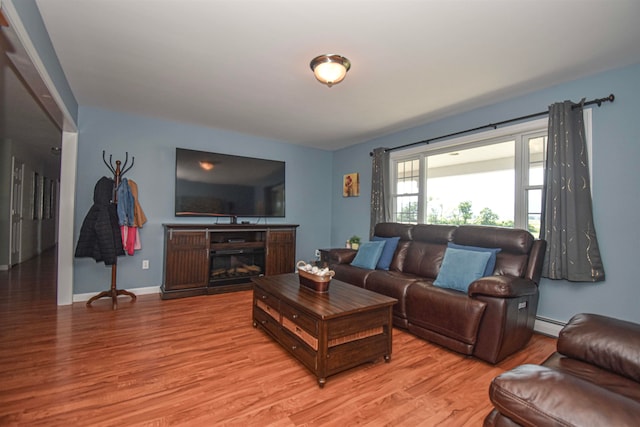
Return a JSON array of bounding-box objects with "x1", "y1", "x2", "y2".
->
[{"x1": 175, "y1": 148, "x2": 285, "y2": 218}]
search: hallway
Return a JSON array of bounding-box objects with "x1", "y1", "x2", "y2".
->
[{"x1": 0, "y1": 248, "x2": 58, "y2": 309}]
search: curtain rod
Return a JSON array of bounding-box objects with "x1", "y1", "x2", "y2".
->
[{"x1": 371, "y1": 94, "x2": 615, "y2": 156}]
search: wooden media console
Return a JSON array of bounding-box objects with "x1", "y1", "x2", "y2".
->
[{"x1": 161, "y1": 223, "x2": 298, "y2": 299}]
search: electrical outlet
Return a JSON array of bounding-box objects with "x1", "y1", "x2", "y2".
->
[
  {"x1": 314, "y1": 249, "x2": 321, "y2": 258},
  {"x1": 142, "y1": 260, "x2": 149, "y2": 270}
]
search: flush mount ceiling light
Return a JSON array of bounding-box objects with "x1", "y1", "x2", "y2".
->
[
  {"x1": 310, "y1": 54, "x2": 351, "y2": 87},
  {"x1": 199, "y1": 160, "x2": 214, "y2": 171}
]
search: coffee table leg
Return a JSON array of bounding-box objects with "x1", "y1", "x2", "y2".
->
[
  {"x1": 384, "y1": 354, "x2": 391, "y2": 363},
  {"x1": 318, "y1": 377, "x2": 326, "y2": 388}
]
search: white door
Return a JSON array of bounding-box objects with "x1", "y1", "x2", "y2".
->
[{"x1": 10, "y1": 157, "x2": 24, "y2": 266}]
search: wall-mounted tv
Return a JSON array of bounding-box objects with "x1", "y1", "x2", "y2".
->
[{"x1": 175, "y1": 148, "x2": 285, "y2": 218}]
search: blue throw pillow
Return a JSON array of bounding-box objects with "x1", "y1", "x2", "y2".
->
[
  {"x1": 350, "y1": 241, "x2": 386, "y2": 270},
  {"x1": 448, "y1": 242, "x2": 501, "y2": 276},
  {"x1": 434, "y1": 247, "x2": 492, "y2": 292},
  {"x1": 372, "y1": 235, "x2": 400, "y2": 270}
]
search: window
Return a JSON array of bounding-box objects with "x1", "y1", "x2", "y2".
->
[
  {"x1": 391, "y1": 118, "x2": 549, "y2": 235},
  {"x1": 525, "y1": 135, "x2": 547, "y2": 235},
  {"x1": 395, "y1": 159, "x2": 420, "y2": 223}
]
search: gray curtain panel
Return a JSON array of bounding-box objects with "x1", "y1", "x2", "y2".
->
[
  {"x1": 370, "y1": 147, "x2": 390, "y2": 238},
  {"x1": 540, "y1": 100, "x2": 605, "y2": 282}
]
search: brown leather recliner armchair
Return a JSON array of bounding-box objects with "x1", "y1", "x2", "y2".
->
[{"x1": 485, "y1": 313, "x2": 640, "y2": 426}]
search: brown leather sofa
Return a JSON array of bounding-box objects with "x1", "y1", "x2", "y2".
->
[
  {"x1": 325, "y1": 222, "x2": 546, "y2": 364},
  {"x1": 485, "y1": 313, "x2": 640, "y2": 426}
]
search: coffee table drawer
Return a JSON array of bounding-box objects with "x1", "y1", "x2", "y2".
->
[
  {"x1": 280, "y1": 302, "x2": 317, "y2": 336},
  {"x1": 255, "y1": 298, "x2": 280, "y2": 322},
  {"x1": 254, "y1": 304, "x2": 281, "y2": 337},
  {"x1": 282, "y1": 316, "x2": 318, "y2": 350},
  {"x1": 254, "y1": 287, "x2": 279, "y2": 310},
  {"x1": 279, "y1": 328, "x2": 317, "y2": 372}
]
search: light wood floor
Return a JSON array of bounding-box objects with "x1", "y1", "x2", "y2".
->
[{"x1": 0, "y1": 249, "x2": 556, "y2": 426}]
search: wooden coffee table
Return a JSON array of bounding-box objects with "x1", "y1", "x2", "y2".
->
[{"x1": 252, "y1": 273, "x2": 396, "y2": 387}]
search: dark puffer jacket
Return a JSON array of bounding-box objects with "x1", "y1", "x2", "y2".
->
[{"x1": 75, "y1": 177, "x2": 124, "y2": 265}]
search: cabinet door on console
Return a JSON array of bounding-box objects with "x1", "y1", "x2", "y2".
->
[
  {"x1": 265, "y1": 229, "x2": 296, "y2": 275},
  {"x1": 164, "y1": 230, "x2": 210, "y2": 290}
]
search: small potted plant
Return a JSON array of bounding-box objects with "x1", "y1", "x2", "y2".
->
[{"x1": 349, "y1": 235, "x2": 361, "y2": 250}]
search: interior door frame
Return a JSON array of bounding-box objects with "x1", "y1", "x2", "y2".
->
[
  {"x1": 2, "y1": 1, "x2": 78, "y2": 305},
  {"x1": 9, "y1": 156, "x2": 24, "y2": 266}
]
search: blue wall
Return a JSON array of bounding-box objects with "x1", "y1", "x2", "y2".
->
[
  {"x1": 73, "y1": 107, "x2": 333, "y2": 294},
  {"x1": 331, "y1": 62, "x2": 640, "y2": 324}
]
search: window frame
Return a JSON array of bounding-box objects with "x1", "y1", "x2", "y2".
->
[
  {"x1": 388, "y1": 113, "x2": 593, "y2": 229},
  {"x1": 390, "y1": 111, "x2": 593, "y2": 232}
]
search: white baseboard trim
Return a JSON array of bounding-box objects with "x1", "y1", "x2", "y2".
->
[
  {"x1": 73, "y1": 286, "x2": 161, "y2": 302},
  {"x1": 534, "y1": 316, "x2": 566, "y2": 338}
]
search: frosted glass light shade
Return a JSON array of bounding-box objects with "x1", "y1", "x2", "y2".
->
[{"x1": 310, "y1": 54, "x2": 351, "y2": 87}]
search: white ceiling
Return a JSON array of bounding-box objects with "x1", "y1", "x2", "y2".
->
[{"x1": 12, "y1": 0, "x2": 640, "y2": 152}]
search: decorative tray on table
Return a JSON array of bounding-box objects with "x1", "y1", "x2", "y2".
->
[{"x1": 296, "y1": 261, "x2": 335, "y2": 293}]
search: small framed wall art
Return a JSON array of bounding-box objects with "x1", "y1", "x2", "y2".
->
[{"x1": 343, "y1": 173, "x2": 360, "y2": 197}]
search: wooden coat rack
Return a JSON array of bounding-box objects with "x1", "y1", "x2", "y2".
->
[{"x1": 86, "y1": 151, "x2": 137, "y2": 310}]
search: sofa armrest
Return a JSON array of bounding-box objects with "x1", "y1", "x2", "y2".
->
[
  {"x1": 468, "y1": 275, "x2": 538, "y2": 298},
  {"x1": 322, "y1": 248, "x2": 357, "y2": 265},
  {"x1": 558, "y1": 313, "x2": 640, "y2": 383},
  {"x1": 489, "y1": 364, "x2": 640, "y2": 427}
]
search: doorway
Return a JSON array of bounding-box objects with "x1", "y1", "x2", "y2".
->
[
  {"x1": 1, "y1": 4, "x2": 76, "y2": 304},
  {"x1": 10, "y1": 157, "x2": 24, "y2": 266}
]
